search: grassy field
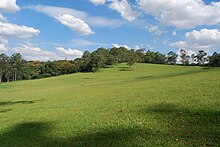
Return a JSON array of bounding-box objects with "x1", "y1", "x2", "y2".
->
[{"x1": 0, "y1": 63, "x2": 219, "y2": 146}]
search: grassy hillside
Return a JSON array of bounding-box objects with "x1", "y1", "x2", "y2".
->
[{"x1": 0, "y1": 63, "x2": 219, "y2": 146}]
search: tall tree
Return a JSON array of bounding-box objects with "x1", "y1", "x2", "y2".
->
[
  {"x1": 135, "y1": 48, "x2": 145, "y2": 63},
  {"x1": 196, "y1": 50, "x2": 207, "y2": 65},
  {"x1": 209, "y1": 52, "x2": 220, "y2": 67},
  {"x1": 10, "y1": 53, "x2": 24, "y2": 81},
  {"x1": 167, "y1": 51, "x2": 178, "y2": 64},
  {"x1": 0, "y1": 53, "x2": 8, "y2": 82},
  {"x1": 179, "y1": 49, "x2": 187, "y2": 65},
  {"x1": 127, "y1": 49, "x2": 137, "y2": 68},
  {"x1": 191, "y1": 54, "x2": 196, "y2": 65}
]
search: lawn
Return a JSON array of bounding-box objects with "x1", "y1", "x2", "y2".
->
[{"x1": 0, "y1": 63, "x2": 219, "y2": 146}]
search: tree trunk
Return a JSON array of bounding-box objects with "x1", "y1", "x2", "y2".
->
[
  {"x1": 14, "y1": 68, "x2": 17, "y2": 81},
  {"x1": 0, "y1": 76, "x2": 2, "y2": 83},
  {"x1": 93, "y1": 72, "x2": 95, "y2": 78},
  {"x1": 7, "y1": 77, "x2": 9, "y2": 82}
]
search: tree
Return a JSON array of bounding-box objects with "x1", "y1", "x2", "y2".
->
[
  {"x1": 127, "y1": 50, "x2": 137, "y2": 68},
  {"x1": 144, "y1": 50, "x2": 155, "y2": 63},
  {"x1": 4, "y1": 60, "x2": 13, "y2": 82},
  {"x1": 191, "y1": 54, "x2": 196, "y2": 65},
  {"x1": 135, "y1": 49, "x2": 145, "y2": 63},
  {"x1": 57, "y1": 61, "x2": 73, "y2": 74},
  {"x1": 209, "y1": 52, "x2": 220, "y2": 67},
  {"x1": 109, "y1": 47, "x2": 129, "y2": 63},
  {"x1": 167, "y1": 51, "x2": 178, "y2": 64},
  {"x1": 81, "y1": 50, "x2": 90, "y2": 60},
  {"x1": 179, "y1": 49, "x2": 187, "y2": 65},
  {"x1": 0, "y1": 54, "x2": 8, "y2": 82},
  {"x1": 196, "y1": 50, "x2": 207, "y2": 65},
  {"x1": 81, "y1": 51, "x2": 92, "y2": 72},
  {"x1": 10, "y1": 53, "x2": 25, "y2": 81},
  {"x1": 39, "y1": 61, "x2": 60, "y2": 77}
]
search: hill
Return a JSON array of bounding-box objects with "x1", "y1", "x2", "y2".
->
[{"x1": 0, "y1": 63, "x2": 219, "y2": 146}]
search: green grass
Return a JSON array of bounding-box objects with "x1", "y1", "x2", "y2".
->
[{"x1": 0, "y1": 63, "x2": 219, "y2": 146}]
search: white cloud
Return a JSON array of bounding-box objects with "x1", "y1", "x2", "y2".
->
[
  {"x1": 12, "y1": 42, "x2": 83, "y2": 61},
  {"x1": 138, "y1": 0, "x2": 220, "y2": 28},
  {"x1": 55, "y1": 14, "x2": 94, "y2": 35},
  {"x1": 0, "y1": 37, "x2": 8, "y2": 51},
  {"x1": 172, "y1": 31, "x2": 177, "y2": 36},
  {"x1": 171, "y1": 29, "x2": 220, "y2": 51},
  {"x1": 90, "y1": 0, "x2": 106, "y2": 5},
  {"x1": 0, "y1": 14, "x2": 7, "y2": 23},
  {"x1": 56, "y1": 47, "x2": 83, "y2": 57},
  {"x1": 0, "y1": 22, "x2": 40, "y2": 38},
  {"x1": 71, "y1": 38, "x2": 106, "y2": 47},
  {"x1": 109, "y1": 0, "x2": 139, "y2": 21},
  {"x1": 27, "y1": 5, "x2": 125, "y2": 30},
  {"x1": 26, "y1": 5, "x2": 87, "y2": 19},
  {"x1": 26, "y1": 5, "x2": 93, "y2": 35},
  {"x1": 112, "y1": 43, "x2": 145, "y2": 49},
  {"x1": 145, "y1": 25, "x2": 166, "y2": 36},
  {"x1": 112, "y1": 43, "x2": 130, "y2": 49},
  {"x1": 13, "y1": 42, "x2": 57, "y2": 61},
  {"x1": 170, "y1": 41, "x2": 187, "y2": 48},
  {"x1": 0, "y1": 0, "x2": 20, "y2": 12},
  {"x1": 86, "y1": 16, "x2": 125, "y2": 28}
]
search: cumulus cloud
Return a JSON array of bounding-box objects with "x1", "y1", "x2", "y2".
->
[
  {"x1": 0, "y1": 0, "x2": 20, "y2": 12},
  {"x1": 12, "y1": 42, "x2": 83, "y2": 61},
  {"x1": 145, "y1": 25, "x2": 166, "y2": 36},
  {"x1": 26, "y1": 5, "x2": 93, "y2": 35},
  {"x1": 109, "y1": 0, "x2": 139, "y2": 21},
  {"x1": 90, "y1": 0, "x2": 106, "y2": 5},
  {"x1": 138, "y1": 0, "x2": 220, "y2": 28},
  {"x1": 0, "y1": 22, "x2": 40, "y2": 38},
  {"x1": 27, "y1": 5, "x2": 125, "y2": 34},
  {"x1": 171, "y1": 29, "x2": 220, "y2": 51},
  {"x1": 13, "y1": 42, "x2": 57, "y2": 61},
  {"x1": 112, "y1": 43, "x2": 144, "y2": 49},
  {"x1": 0, "y1": 37, "x2": 8, "y2": 51},
  {"x1": 0, "y1": 14, "x2": 7, "y2": 23},
  {"x1": 55, "y1": 14, "x2": 94, "y2": 35},
  {"x1": 112, "y1": 43, "x2": 130, "y2": 49},
  {"x1": 56, "y1": 47, "x2": 83, "y2": 57}
]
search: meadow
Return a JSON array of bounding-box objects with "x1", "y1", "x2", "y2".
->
[{"x1": 0, "y1": 63, "x2": 219, "y2": 146}]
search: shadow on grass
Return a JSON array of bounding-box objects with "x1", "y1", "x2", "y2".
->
[
  {"x1": 0, "y1": 122, "x2": 152, "y2": 147},
  {"x1": 0, "y1": 100, "x2": 36, "y2": 107},
  {"x1": 136, "y1": 68, "x2": 212, "y2": 80},
  {"x1": 138, "y1": 103, "x2": 220, "y2": 146},
  {"x1": 118, "y1": 67, "x2": 135, "y2": 71},
  {"x1": 1, "y1": 103, "x2": 219, "y2": 146},
  {"x1": 0, "y1": 109, "x2": 11, "y2": 113}
]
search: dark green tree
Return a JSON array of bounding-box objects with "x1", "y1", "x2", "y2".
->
[
  {"x1": 179, "y1": 49, "x2": 187, "y2": 65},
  {"x1": 196, "y1": 50, "x2": 207, "y2": 65},
  {"x1": 167, "y1": 51, "x2": 178, "y2": 64},
  {"x1": 10, "y1": 53, "x2": 25, "y2": 81},
  {"x1": 0, "y1": 53, "x2": 8, "y2": 82},
  {"x1": 209, "y1": 52, "x2": 220, "y2": 67},
  {"x1": 127, "y1": 49, "x2": 137, "y2": 68}
]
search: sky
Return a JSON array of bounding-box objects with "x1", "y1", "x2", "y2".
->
[{"x1": 0, "y1": 0, "x2": 220, "y2": 61}]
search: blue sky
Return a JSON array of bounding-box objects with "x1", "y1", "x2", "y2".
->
[{"x1": 0, "y1": 0, "x2": 220, "y2": 60}]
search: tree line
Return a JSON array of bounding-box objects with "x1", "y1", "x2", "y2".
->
[{"x1": 0, "y1": 47, "x2": 220, "y2": 83}]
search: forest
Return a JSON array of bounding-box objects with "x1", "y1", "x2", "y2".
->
[{"x1": 0, "y1": 47, "x2": 220, "y2": 83}]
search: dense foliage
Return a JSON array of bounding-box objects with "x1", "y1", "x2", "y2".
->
[{"x1": 0, "y1": 47, "x2": 219, "y2": 83}]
